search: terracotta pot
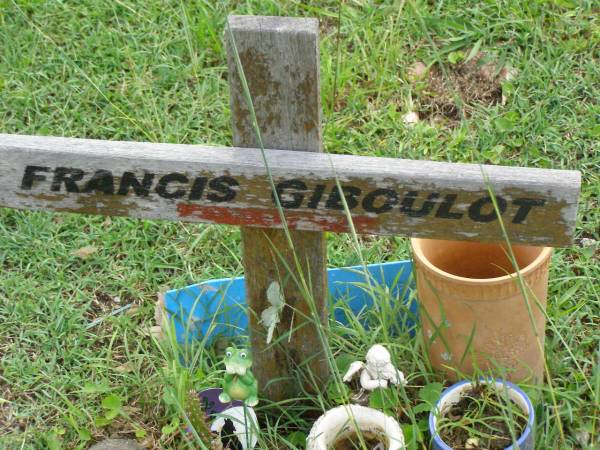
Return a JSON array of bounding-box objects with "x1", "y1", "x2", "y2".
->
[
  {"x1": 411, "y1": 238, "x2": 552, "y2": 383},
  {"x1": 306, "y1": 404, "x2": 405, "y2": 450},
  {"x1": 429, "y1": 379, "x2": 535, "y2": 450}
]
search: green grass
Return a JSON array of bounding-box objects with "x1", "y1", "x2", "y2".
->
[{"x1": 1, "y1": 0, "x2": 598, "y2": 449}]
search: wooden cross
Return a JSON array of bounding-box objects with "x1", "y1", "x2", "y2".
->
[{"x1": 0, "y1": 16, "x2": 581, "y2": 401}]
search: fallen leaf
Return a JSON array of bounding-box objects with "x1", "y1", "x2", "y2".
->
[
  {"x1": 465, "y1": 437, "x2": 480, "y2": 449},
  {"x1": 502, "y1": 66, "x2": 518, "y2": 82},
  {"x1": 407, "y1": 61, "x2": 427, "y2": 81},
  {"x1": 501, "y1": 66, "x2": 518, "y2": 105},
  {"x1": 122, "y1": 405, "x2": 141, "y2": 414},
  {"x1": 115, "y1": 363, "x2": 134, "y2": 373},
  {"x1": 140, "y1": 436, "x2": 156, "y2": 449},
  {"x1": 403, "y1": 112, "x2": 419, "y2": 126},
  {"x1": 575, "y1": 430, "x2": 589, "y2": 447},
  {"x1": 71, "y1": 246, "x2": 98, "y2": 259}
]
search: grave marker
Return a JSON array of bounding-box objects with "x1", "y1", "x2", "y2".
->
[{"x1": 0, "y1": 14, "x2": 581, "y2": 402}]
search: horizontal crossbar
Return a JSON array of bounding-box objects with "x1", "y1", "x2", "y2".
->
[{"x1": 0, "y1": 134, "x2": 580, "y2": 246}]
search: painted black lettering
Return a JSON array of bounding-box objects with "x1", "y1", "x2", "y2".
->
[
  {"x1": 83, "y1": 170, "x2": 115, "y2": 195},
  {"x1": 512, "y1": 198, "x2": 545, "y2": 224},
  {"x1": 468, "y1": 196, "x2": 507, "y2": 222},
  {"x1": 325, "y1": 185, "x2": 361, "y2": 210},
  {"x1": 207, "y1": 176, "x2": 238, "y2": 202},
  {"x1": 400, "y1": 191, "x2": 440, "y2": 217},
  {"x1": 51, "y1": 167, "x2": 85, "y2": 193},
  {"x1": 362, "y1": 189, "x2": 398, "y2": 213},
  {"x1": 307, "y1": 184, "x2": 326, "y2": 209},
  {"x1": 156, "y1": 173, "x2": 189, "y2": 199},
  {"x1": 117, "y1": 172, "x2": 154, "y2": 196},
  {"x1": 21, "y1": 166, "x2": 49, "y2": 190},
  {"x1": 188, "y1": 177, "x2": 208, "y2": 200},
  {"x1": 435, "y1": 194, "x2": 464, "y2": 220},
  {"x1": 274, "y1": 179, "x2": 306, "y2": 209}
]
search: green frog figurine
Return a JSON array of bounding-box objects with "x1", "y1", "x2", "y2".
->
[{"x1": 219, "y1": 347, "x2": 258, "y2": 407}]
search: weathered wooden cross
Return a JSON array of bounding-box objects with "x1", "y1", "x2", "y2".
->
[{"x1": 0, "y1": 16, "x2": 581, "y2": 401}]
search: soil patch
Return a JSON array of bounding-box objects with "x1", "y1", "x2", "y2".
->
[
  {"x1": 0, "y1": 378, "x2": 15, "y2": 433},
  {"x1": 85, "y1": 291, "x2": 124, "y2": 321},
  {"x1": 437, "y1": 384, "x2": 528, "y2": 450},
  {"x1": 333, "y1": 431, "x2": 385, "y2": 449},
  {"x1": 416, "y1": 53, "x2": 511, "y2": 123},
  {"x1": 0, "y1": 379, "x2": 30, "y2": 438}
]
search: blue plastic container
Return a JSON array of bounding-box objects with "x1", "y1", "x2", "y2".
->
[
  {"x1": 163, "y1": 260, "x2": 415, "y2": 344},
  {"x1": 429, "y1": 379, "x2": 535, "y2": 450}
]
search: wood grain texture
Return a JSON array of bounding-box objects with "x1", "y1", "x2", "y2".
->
[
  {"x1": 0, "y1": 133, "x2": 581, "y2": 246},
  {"x1": 226, "y1": 15, "x2": 329, "y2": 400}
]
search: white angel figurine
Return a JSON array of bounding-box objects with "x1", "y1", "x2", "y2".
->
[{"x1": 343, "y1": 344, "x2": 406, "y2": 393}]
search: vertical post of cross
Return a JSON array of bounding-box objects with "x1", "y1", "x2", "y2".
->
[{"x1": 226, "y1": 15, "x2": 329, "y2": 401}]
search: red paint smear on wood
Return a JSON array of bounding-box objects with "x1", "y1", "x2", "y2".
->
[{"x1": 176, "y1": 203, "x2": 378, "y2": 233}]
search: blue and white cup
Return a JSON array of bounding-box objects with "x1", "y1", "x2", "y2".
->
[{"x1": 429, "y1": 379, "x2": 535, "y2": 450}]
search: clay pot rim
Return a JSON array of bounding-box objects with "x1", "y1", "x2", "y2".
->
[
  {"x1": 410, "y1": 238, "x2": 553, "y2": 286},
  {"x1": 306, "y1": 404, "x2": 405, "y2": 450}
]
